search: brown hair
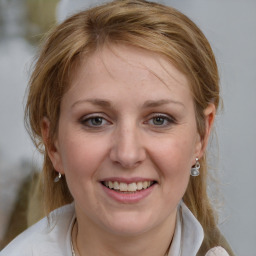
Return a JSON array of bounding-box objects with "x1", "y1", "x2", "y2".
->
[{"x1": 25, "y1": 0, "x2": 233, "y2": 254}]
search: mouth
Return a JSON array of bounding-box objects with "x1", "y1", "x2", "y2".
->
[{"x1": 101, "y1": 180, "x2": 157, "y2": 193}]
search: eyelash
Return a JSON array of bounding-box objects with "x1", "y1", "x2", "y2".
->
[
  {"x1": 146, "y1": 114, "x2": 176, "y2": 128},
  {"x1": 80, "y1": 113, "x2": 176, "y2": 129},
  {"x1": 80, "y1": 114, "x2": 111, "y2": 128}
]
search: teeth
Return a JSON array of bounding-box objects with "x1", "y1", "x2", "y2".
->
[
  {"x1": 120, "y1": 182, "x2": 128, "y2": 192},
  {"x1": 127, "y1": 183, "x2": 137, "y2": 192},
  {"x1": 137, "y1": 182, "x2": 143, "y2": 190},
  {"x1": 143, "y1": 181, "x2": 149, "y2": 189},
  {"x1": 113, "y1": 181, "x2": 119, "y2": 190},
  {"x1": 108, "y1": 181, "x2": 114, "y2": 189},
  {"x1": 103, "y1": 181, "x2": 154, "y2": 192}
]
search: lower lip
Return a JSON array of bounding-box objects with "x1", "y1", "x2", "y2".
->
[{"x1": 101, "y1": 183, "x2": 155, "y2": 204}]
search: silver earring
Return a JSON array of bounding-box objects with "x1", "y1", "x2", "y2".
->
[
  {"x1": 54, "y1": 172, "x2": 62, "y2": 182},
  {"x1": 190, "y1": 158, "x2": 200, "y2": 176}
]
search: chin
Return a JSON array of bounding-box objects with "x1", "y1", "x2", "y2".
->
[
  {"x1": 100, "y1": 212, "x2": 160, "y2": 237},
  {"x1": 107, "y1": 223, "x2": 151, "y2": 237}
]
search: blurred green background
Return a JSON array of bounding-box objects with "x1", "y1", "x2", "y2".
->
[
  {"x1": 22, "y1": 0, "x2": 58, "y2": 44},
  {"x1": 0, "y1": 0, "x2": 59, "y2": 249},
  {"x1": 0, "y1": 0, "x2": 59, "y2": 43}
]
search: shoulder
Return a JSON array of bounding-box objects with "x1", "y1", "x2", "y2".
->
[
  {"x1": 205, "y1": 246, "x2": 230, "y2": 256},
  {"x1": 0, "y1": 203, "x2": 75, "y2": 256}
]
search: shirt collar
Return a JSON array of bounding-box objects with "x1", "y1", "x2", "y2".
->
[
  {"x1": 65, "y1": 201, "x2": 204, "y2": 256},
  {"x1": 168, "y1": 201, "x2": 204, "y2": 256}
]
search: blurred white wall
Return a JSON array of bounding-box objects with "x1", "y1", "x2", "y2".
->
[{"x1": 166, "y1": 2, "x2": 256, "y2": 255}]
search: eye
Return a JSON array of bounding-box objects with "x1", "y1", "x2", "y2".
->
[
  {"x1": 80, "y1": 115, "x2": 110, "y2": 128},
  {"x1": 147, "y1": 114, "x2": 175, "y2": 128},
  {"x1": 152, "y1": 116, "x2": 167, "y2": 126}
]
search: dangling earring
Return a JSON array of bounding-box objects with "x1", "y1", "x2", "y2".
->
[
  {"x1": 54, "y1": 172, "x2": 62, "y2": 182},
  {"x1": 190, "y1": 158, "x2": 200, "y2": 176}
]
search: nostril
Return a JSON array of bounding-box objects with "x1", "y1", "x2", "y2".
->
[{"x1": 109, "y1": 135, "x2": 146, "y2": 168}]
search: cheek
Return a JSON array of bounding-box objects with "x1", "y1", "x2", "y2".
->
[
  {"x1": 57, "y1": 135, "x2": 109, "y2": 201},
  {"x1": 58, "y1": 133, "x2": 108, "y2": 179},
  {"x1": 153, "y1": 135, "x2": 195, "y2": 170},
  {"x1": 150, "y1": 135, "x2": 195, "y2": 192}
]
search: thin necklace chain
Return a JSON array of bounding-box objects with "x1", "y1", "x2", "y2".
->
[
  {"x1": 71, "y1": 241, "x2": 77, "y2": 256},
  {"x1": 71, "y1": 219, "x2": 79, "y2": 256},
  {"x1": 70, "y1": 219, "x2": 175, "y2": 256},
  {"x1": 71, "y1": 240, "x2": 169, "y2": 256}
]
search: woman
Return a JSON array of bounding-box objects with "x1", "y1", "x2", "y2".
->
[{"x1": 0, "y1": 0, "x2": 234, "y2": 255}]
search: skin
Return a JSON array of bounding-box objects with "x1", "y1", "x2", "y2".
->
[{"x1": 43, "y1": 44, "x2": 215, "y2": 256}]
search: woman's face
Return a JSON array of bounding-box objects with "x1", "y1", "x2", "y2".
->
[{"x1": 47, "y1": 44, "x2": 207, "y2": 236}]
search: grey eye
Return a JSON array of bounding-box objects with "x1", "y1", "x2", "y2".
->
[
  {"x1": 90, "y1": 117, "x2": 103, "y2": 126},
  {"x1": 81, "y1": 116, "x2": 108, "y2": 127},
  {"x1": 152, "y1": 117, "x2": 165, "y2": 125}
]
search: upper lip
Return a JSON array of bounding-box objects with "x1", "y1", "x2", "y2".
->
[{"x1": 100, "y1": 177, "x2": 157, "y2": 183}]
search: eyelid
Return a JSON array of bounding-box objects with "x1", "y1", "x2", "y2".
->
[
  {"x1": 148, "y1": 113, "x2": 176, "y2": 121},
  {"x1": 145, "y1": 113, "x2": 176, "y2": 127},
  {"x1": 80, "y1": 112, "x2": 105, "y2": 120},
  {"x1": 80, "y1": 113, "x2": 112, "y2": 127}
]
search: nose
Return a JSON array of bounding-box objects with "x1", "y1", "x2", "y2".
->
[{"x1": 109, "y1": 124, "x2": 146, "y2": 169}]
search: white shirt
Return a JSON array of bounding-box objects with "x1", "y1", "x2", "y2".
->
[
  {"x1": 169, "y1": 202, "x2": 229, "y2": 256},
  {"x1": 0, "y1": 202, "x2": 229, "y2": 256}
]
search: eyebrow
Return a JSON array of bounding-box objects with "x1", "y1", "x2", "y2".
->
[
  {"x1": 72, "y1": 99, "x2": 112, "y2": 109},
  {"x1": 142, "y1": 99, "x2": 185, "y2": 108},
  {"x1": 72, "y1": 98, "x2": 184, "y2": 109}
]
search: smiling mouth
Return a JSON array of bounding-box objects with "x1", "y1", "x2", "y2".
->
[{"x1": 102, "y1": 181, "x2": 156, "y2": 193}]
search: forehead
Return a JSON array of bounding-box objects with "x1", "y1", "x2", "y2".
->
[
  {"x1": 65, "y1": 44, "x2": 192, "y2": 105},
  {"x1": 83, "y1": 44, "x2": 187, "y2": 85}
]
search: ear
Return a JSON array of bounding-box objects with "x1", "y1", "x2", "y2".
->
[
  {"x1": 41, "y1": 117, "x2": 64, "y2": 174},
  {"x1": 196, "y1": 103, "x2": 216, "y2": 159}
]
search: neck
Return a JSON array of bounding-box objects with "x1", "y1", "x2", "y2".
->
[{"x1": 73, "y1": 210, "x2": 177, "y2": 256}]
